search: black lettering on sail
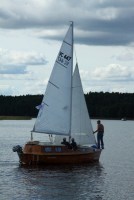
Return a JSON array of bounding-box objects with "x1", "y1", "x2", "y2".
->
[
  {"x1": 59, "y1": 52, "x2": 64, "y2": 57},
  {"x1": 64, "y1": 54, "x2": 71, "y2": 61},
  {"x1": 57, "y1": 51, "x2": 71, "y2": 67}
]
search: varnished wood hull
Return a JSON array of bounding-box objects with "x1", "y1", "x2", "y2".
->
[
  {"x1": 18, "y1": 151, "x2": 101, "y2": 165},
  {"x1": 15, "y1": 142, "x2": 102, "y2": 165}
]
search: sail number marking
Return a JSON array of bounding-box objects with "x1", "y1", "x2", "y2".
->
[{"x1": 57, "y1": 51, "x2": 71, "y2": 67}]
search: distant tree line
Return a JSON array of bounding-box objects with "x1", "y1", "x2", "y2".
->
[
  {"x1": 85, "y1": 92, "x2": 134, "y2": 119},
  {"x1": 0, "y1": 92, "x2": 134, "y2": 119},
  {"x1": 0, "y1": 95, "x2": 43, "y2": 117}
]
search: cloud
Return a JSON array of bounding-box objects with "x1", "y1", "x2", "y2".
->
[
  {"x1": 92, "y1": 64, "x2": 134, "y2": 81},
  {"x1": 0, "y1": 64, "x2": 27, "y2": 74},
  {"x1": 0, "y1": 48, "x2": 47, "y2": 74},
  {"x1": 8, "y1": 51, "x2": 47, "y2": 65},
  {"x1": 79, "y1": 66, "x2": 134, "y2": 94},
  {"x1": 0, "y1": 48, "x2": 47, "y2": 65},
  {"x1": 113, "y1": 49, "x2": 134, "y2": 61},
  {"x1": 74, "y1": 64, "x2": 134, "y2": 94},
  {"x1": 0, "y1": 84, "x2": 15, "y2": 95},
  {"x1": 0, "y1": 0, "x2": 134, "y2": 45}
]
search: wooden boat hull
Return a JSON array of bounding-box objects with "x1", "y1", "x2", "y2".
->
[
  {"x1": 14, "y1": 142, "x2": 102, "y2": 165},
  {"x1": 18, "y1": 151, "x2": 101, "y2": 165}
]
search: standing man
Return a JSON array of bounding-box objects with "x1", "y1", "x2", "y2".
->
[{"x1": 94, "y1": 120, "x2": 104, "y2": 149}]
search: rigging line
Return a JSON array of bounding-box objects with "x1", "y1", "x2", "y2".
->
[
  {"x1": 74, "y1": 46, "x2": 78, "y2": 65},
  {"x1": 49, "y1": 81, "x2": 59, "y2": 89},
  {"x1": 63, "y1": 40, "x2": 72, "y2": 46},
  {"x1": 56, "y1": 60, "x2": 67, "y2": 68},
  {"x1": 41, "y1": 101, "x2": 49, "y2": 107},
  {"x1": 43, "y1": 102, "x2": 49, "y2": 107}
]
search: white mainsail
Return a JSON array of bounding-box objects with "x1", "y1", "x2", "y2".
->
[
  {"x1": 33, "y1": 23, "x2": 73, "y2": 136},
  {"x1": 71, "y1": 64, "x2": 96, "y2": 145}
]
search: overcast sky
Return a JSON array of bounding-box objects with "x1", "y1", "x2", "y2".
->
[{"x1": 0, "y1": 0, "x2": 134, "y2": 96}]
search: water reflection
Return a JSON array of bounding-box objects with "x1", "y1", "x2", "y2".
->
[{"x1": 14, "y1": 163, "x2": 105, "y2": 200}]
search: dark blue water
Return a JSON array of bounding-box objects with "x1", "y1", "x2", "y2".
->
[{"x1": 0, "y1": 119, "x2": 134, "y2": 200}]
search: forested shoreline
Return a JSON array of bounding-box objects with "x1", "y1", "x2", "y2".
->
[{"x1": 0, "y1": 92, "x2": 134, "y2": 119}]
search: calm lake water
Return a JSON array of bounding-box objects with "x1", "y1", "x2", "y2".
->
[{"x1": 0, "y1": 119, "x2": 134, "y2": 200}]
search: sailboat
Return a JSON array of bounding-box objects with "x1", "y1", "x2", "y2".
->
[{"x1": 13, "y1": 22, "x2": 101, "y2": 165}]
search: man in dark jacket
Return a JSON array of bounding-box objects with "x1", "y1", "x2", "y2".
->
[{"x1": 94, "y1": 120, "x2": 104, "y2": 149}]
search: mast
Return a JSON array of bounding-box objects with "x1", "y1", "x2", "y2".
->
[{"x1": 69, "y1": 21, "x2": 74, "y2": 140}]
